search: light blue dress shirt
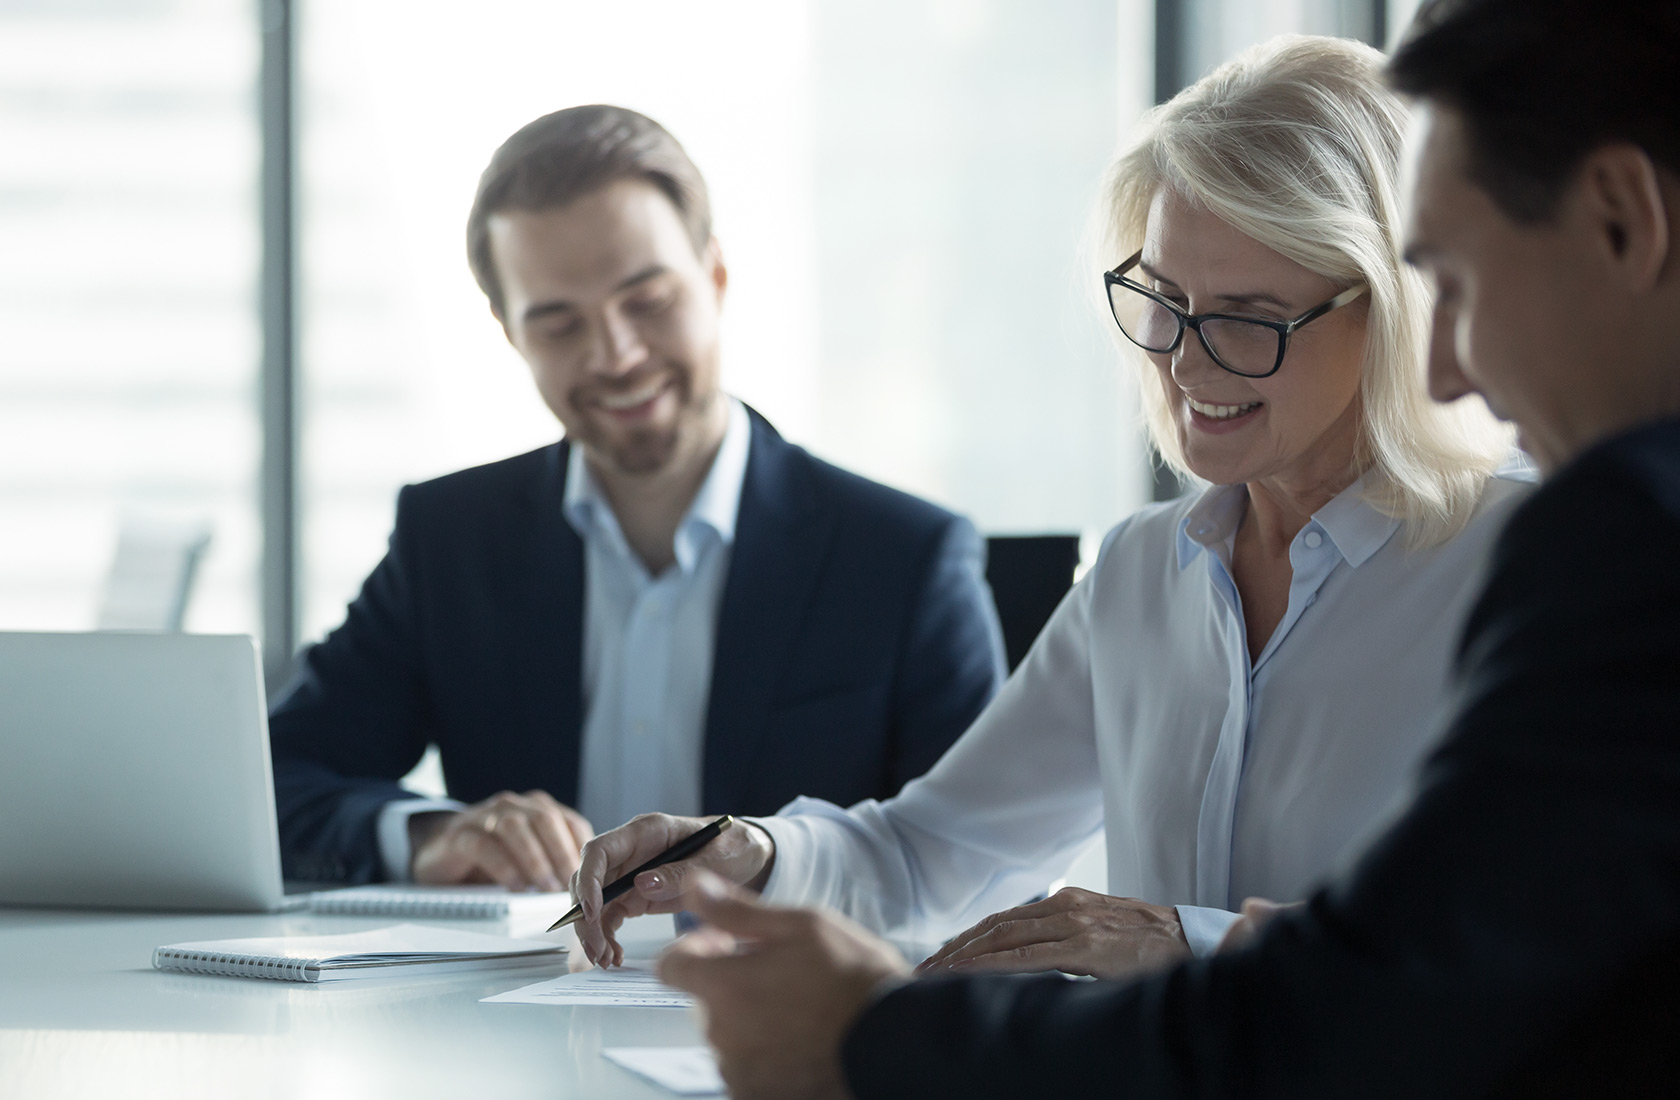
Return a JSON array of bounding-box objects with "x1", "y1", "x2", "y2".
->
[
  {"x1": 755, "y1": 470, "x2": 1534, "y2": 957},
  {"x1": 374, "y1": 399, "x2": 750, "y2": 879},
  {"x1": 566, "y1": 398, "x2": 750, "y2": 831}
]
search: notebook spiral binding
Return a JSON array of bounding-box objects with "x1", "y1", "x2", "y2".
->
[{"x1": 151, "y1": 947, "x2": 315, "y2": 981}]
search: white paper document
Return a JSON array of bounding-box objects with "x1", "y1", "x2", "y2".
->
[
  {"x1": 480, "y1": 963, "x2": 695, "y2": 1008},
  {"x1": 602, "y1": 1047, "x2": 724, "y2": 1096}
]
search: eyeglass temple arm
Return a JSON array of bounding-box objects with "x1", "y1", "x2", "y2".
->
[{"x1": 1288, "y1": 282, "x2": 1369, "y2": 331}]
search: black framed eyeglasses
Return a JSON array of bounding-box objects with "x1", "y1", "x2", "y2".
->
[{"x1": 1103, "y1": 249, "x2": 1369, "y2": 378}]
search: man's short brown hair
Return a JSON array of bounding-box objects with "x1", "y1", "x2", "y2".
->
[
  {"x1": 1389, "y1": 0, "x2": 1680, "y2": 223},
  {"x1": 466, "y1": 104, "x2": 712, "y2": 317}
]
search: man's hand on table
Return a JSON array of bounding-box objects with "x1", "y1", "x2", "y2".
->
[
  {"x1": 657, "y1": 872, "x2": 907, "y2": 1100},
  {"x1": 409, "y1": 789, "x2": 594, "y2": 892},
  {"x1": 571, "y1": 812, "x2": 776, "y2": 967}
]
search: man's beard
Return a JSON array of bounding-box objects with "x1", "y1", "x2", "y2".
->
[
  {"x1": 570, "y1": 368, "x2": 700, "y2": 477},
  {"x1": 599, "y1": 422, "x2": 681, "y2": 475}
]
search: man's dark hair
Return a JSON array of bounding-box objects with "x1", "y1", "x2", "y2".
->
[
  {"x1": 466, "y1": 104, "x2": 711, "y2": 317},
  {"x1": 1388, "y1": 0, "x2": 1680, "y2": 223}
]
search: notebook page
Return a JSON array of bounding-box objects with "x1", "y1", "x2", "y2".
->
[{"x1": 481, "y1": 964, "x2": 694, "y2": 1008}]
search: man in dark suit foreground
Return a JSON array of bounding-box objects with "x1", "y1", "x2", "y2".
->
[
  {"x1": 269, "y1": 105, "x2": 1004, "y2": 888},
  {"x1": 653, "y1": 2, "x2": 1680, "y2": 1095}
]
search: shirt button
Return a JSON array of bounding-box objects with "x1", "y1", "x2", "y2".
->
[
  {"x1": 1303, "y1": 531, "x2": 1323, "y2": 549},
  {"x1": 632, "y1": 720, "x2": 649, "y2": 737}
]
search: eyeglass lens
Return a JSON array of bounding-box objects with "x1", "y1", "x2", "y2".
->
[{"x1": 1108, "y1": 282, "x2": 1282, "y2": 377}]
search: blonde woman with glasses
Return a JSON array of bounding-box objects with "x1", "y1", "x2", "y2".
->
[{"x1": 571, "y1": 34, "x2": 1530, "y2": 980}]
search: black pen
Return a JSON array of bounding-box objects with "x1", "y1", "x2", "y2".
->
[{"x1": 548, "y1": 815, "x2": 735, "y2": 931}]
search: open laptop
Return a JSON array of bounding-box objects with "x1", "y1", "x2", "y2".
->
[{"x1": 0, "y1": 631, "x2": 291, "y2": 911}]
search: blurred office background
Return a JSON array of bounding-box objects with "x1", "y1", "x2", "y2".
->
[{"x1": 0, "y1": 0, "x2": 1422, "y2": 682}]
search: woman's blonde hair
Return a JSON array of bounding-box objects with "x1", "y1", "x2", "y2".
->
[{"x1": 1097, "y1": 34, "x2": 1512, "y2": 547}]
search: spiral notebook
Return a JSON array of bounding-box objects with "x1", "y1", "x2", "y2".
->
[
  {"x1": 306, "y1": 884, "x2": 569, "y2": 921},
  {"x1": 152, "y1": 923, "x2": 566, "y2": 983}
]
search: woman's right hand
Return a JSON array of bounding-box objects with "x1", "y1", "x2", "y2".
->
[{"x1": 570, "y1": 812, "x2": 776, "y2": 967}]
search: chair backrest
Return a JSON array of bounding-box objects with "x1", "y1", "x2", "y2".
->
[
  {"x1": 97, "y1": 517, "x2": 212, "y2": 632},
  {"x1": 984, "y1": 534, "x2": 1081, "y2": 672}
]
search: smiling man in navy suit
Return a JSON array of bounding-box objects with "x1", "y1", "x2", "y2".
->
[{"x1": 268, "y1": 105, "x2": 1005, "y2": 890}]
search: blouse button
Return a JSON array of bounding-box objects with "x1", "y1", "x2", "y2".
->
[{"x1": 1303, "y1": 531, "x2": 1324, "y2": 549}]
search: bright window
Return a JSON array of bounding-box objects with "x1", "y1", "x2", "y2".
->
[{"x1": 0, "y1": 0, "x2": 260, "y2": 634}]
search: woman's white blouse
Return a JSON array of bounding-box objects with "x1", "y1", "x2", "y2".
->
[{"x1": 754, "y1": 473, "x2": 1533, "y2": 954}]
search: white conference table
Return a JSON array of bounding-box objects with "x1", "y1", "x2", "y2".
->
[{"x1": 0, "y1": 904, "x2": 708, "y2": 1100}]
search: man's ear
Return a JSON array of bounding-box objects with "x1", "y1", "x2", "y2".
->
[
  {"x1": 705, "y1": 237, "x2": 728, "y2": 303},
  {"x1": 491, "y1": 302, "x2": 517, "y2": 347},
  {"x1": 1579, "y1": 144, "x2": 1670, "y2": 291}
]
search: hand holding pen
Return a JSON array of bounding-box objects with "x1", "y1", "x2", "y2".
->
[{"x1": 567, "y1": 812, "x2": 777, "y2": 967}]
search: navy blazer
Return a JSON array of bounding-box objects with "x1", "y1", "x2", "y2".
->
[
  {"x1": 843, "y1": 418, "x2": 1680, "y2": 1098},
  {"x1": 270, "y1": 409, "x2": 1006, "y2": 884}
]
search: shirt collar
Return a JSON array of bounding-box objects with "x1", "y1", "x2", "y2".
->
[
  {"x1": 1175, "y1": 483, "x2": 1247, "y2": 570},
  {"x1": 1174, "y1": 472, "x2": 1401, "y2": 571},
  {"x1": 684, "y1": 397, "x2": 751, "y2": 547},
  {"x1": 562, "y1": 397, "x2": 752, "y2": 574},
  {"x1": 1311, "y1": 473, "x2": 1402, "y2": 567}
]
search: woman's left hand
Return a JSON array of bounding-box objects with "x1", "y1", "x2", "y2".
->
[{"x1": 914, "y1": 887, "x2": 1191, "y2": 980}]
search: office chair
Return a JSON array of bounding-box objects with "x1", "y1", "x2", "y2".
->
[
  {"x1": 984, "y1": 534, "x2": 1081, "y2": 672},
  {"x1": 96, "y1": 517, "x2": 212, "y2": 632}
]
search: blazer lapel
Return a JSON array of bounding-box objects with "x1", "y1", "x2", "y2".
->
[
  {"x1": 701, "y1": 411, "x2": 835, "y2": 812},
  {"x1": 505, "y1": 440, "x2": 586, "y2": 806}
]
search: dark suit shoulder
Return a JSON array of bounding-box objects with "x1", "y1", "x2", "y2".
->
[
  {"x1": 1466, "y1": 419, "x2": 1679, "y2": 639},
  {"x1": 1579, "y1": 414, "x2": 1680, "y2": 498},
  {"x1": 1496, "y1": 417, "x2": 1680, "y2": 556},
  {"x1": 394, "y1": 443, "x2": 563, "y2": 520},
  {"x1": 765, "y1": 432, "x2": 968, "y2": 544},
  {"x1": 1451, "y1": 423, "x2": 1680, "y2": 782}
]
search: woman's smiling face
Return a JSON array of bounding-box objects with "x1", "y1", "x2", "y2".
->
[{"x1": 1139, "y1": 189, "x2": 1370, "y2": 490}]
